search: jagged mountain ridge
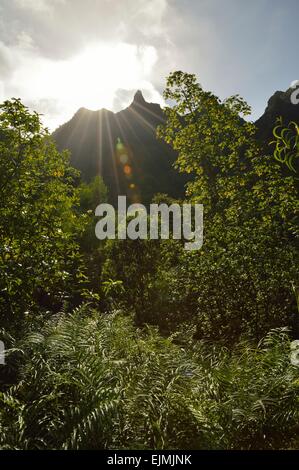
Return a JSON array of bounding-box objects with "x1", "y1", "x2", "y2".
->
[
  {"x1": 255, "y1": 87, "x2": 299, "y2": 142},
  {"x1": 53, "y1": 91, "x2": 189, "y2": 204},
  {"x1": 53, "y1": 87, "x2": 299, "y2": 204}
]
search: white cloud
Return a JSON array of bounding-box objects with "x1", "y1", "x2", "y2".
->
[
  {"x1": 0, "y1": 81, "x2": 4, "y2": 102},
  {"x1": 132, "y1": 0, "x2": 168, "y2": 36},
  {"x1": 0, "y1": 0, "x2": 172, "y2": 129},
  {"x1": 1, "y1": 39, "x2": 163, "y2": 129},
  {"x1": 1, "y1": 0, "x2": 297, "y2": 127},
  {"x1": 14, "y1": 0, "x2": 64, "y2": 13}
]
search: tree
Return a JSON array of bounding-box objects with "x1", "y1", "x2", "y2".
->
[
  {"x1": 157, "y1": 72, "x2": 298, "y2": 341},
  {"x1": 0, "y1": 98, "x2": 85, "y2": 330},
  {"x1": 76, "y1": 176, "x2": 109, "y2": 303},
  {"x1": 157, "y1": 71, "x2": 256, "y2": 214}
]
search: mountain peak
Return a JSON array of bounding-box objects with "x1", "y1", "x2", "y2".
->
[
  {"x1": 255, "y1": 87, "x2": 299, "y2": 141},
  {"x1": 132, "y1": 90, "x2": 146, "y2": 105}
]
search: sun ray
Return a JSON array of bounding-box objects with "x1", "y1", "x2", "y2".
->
[
  {"x1": 131, "y1": 99, "x2": 165, "y2": 124},
  {"x1": 64, "y1": 108, "x2": 93, "y2": 152},
  {"x1": 103, "y1": 110, "x2": 120, "y2": 199},
  {"x1": 126, "y1": 106, "x2": 158, "y2": 134},
  {"x1": 96, "y1": 110, "x2": 103, "y2": 177}
]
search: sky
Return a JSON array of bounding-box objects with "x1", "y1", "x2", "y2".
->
[{"x1": 0, "y1": 0, "x2": 298, "y2": 130}]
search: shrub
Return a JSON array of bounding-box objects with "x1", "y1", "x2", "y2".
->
[{"x1": 0, "y1": 307, "x2": 298, "y2": 450}]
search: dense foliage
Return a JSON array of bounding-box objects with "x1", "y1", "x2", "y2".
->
[
  {"x1": 0, "y1": 99, "x2": 88, "y2": 332},
  {"x1": 0, "y1": 71, "x2": 298, "y2": 450},
  {"x1": 1, "y1": 308, "x2": 298, "y2": 450},
  {"x1": 102, "y1": 73, "x2": 298, "y2": 341}
]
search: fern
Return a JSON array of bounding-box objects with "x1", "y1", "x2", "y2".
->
[{"x1": 0, "y1": 307, "x2": 298, "y2": 450}]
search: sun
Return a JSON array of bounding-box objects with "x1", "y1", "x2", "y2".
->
[
  {"x1": 64, "y1": 43, "x2": 143, "y2": 110},
  {"x1": 12, "y1": 40, "x2": 162, "y2": 129},
  {"x1": 26, "y1": 42, "x2": 158, "y2": 128}
]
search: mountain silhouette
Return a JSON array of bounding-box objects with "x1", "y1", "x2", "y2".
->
[
  {"x1": 255, "y1": 87, "x2": 299, "y2": 142},
  {"x1": 53, "y1": 91, "x2": 189, "y2": 204},
  {"x1": 53, "y1": 88, "x2": 299, "y2": 204}
]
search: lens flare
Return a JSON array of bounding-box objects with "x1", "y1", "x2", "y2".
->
[
  {"x1": 120, "y1": 154, "x2": 129, "y2": 164},
  {"x1": 124, "y1": 165, "x2": 132, "y2": 176}
]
